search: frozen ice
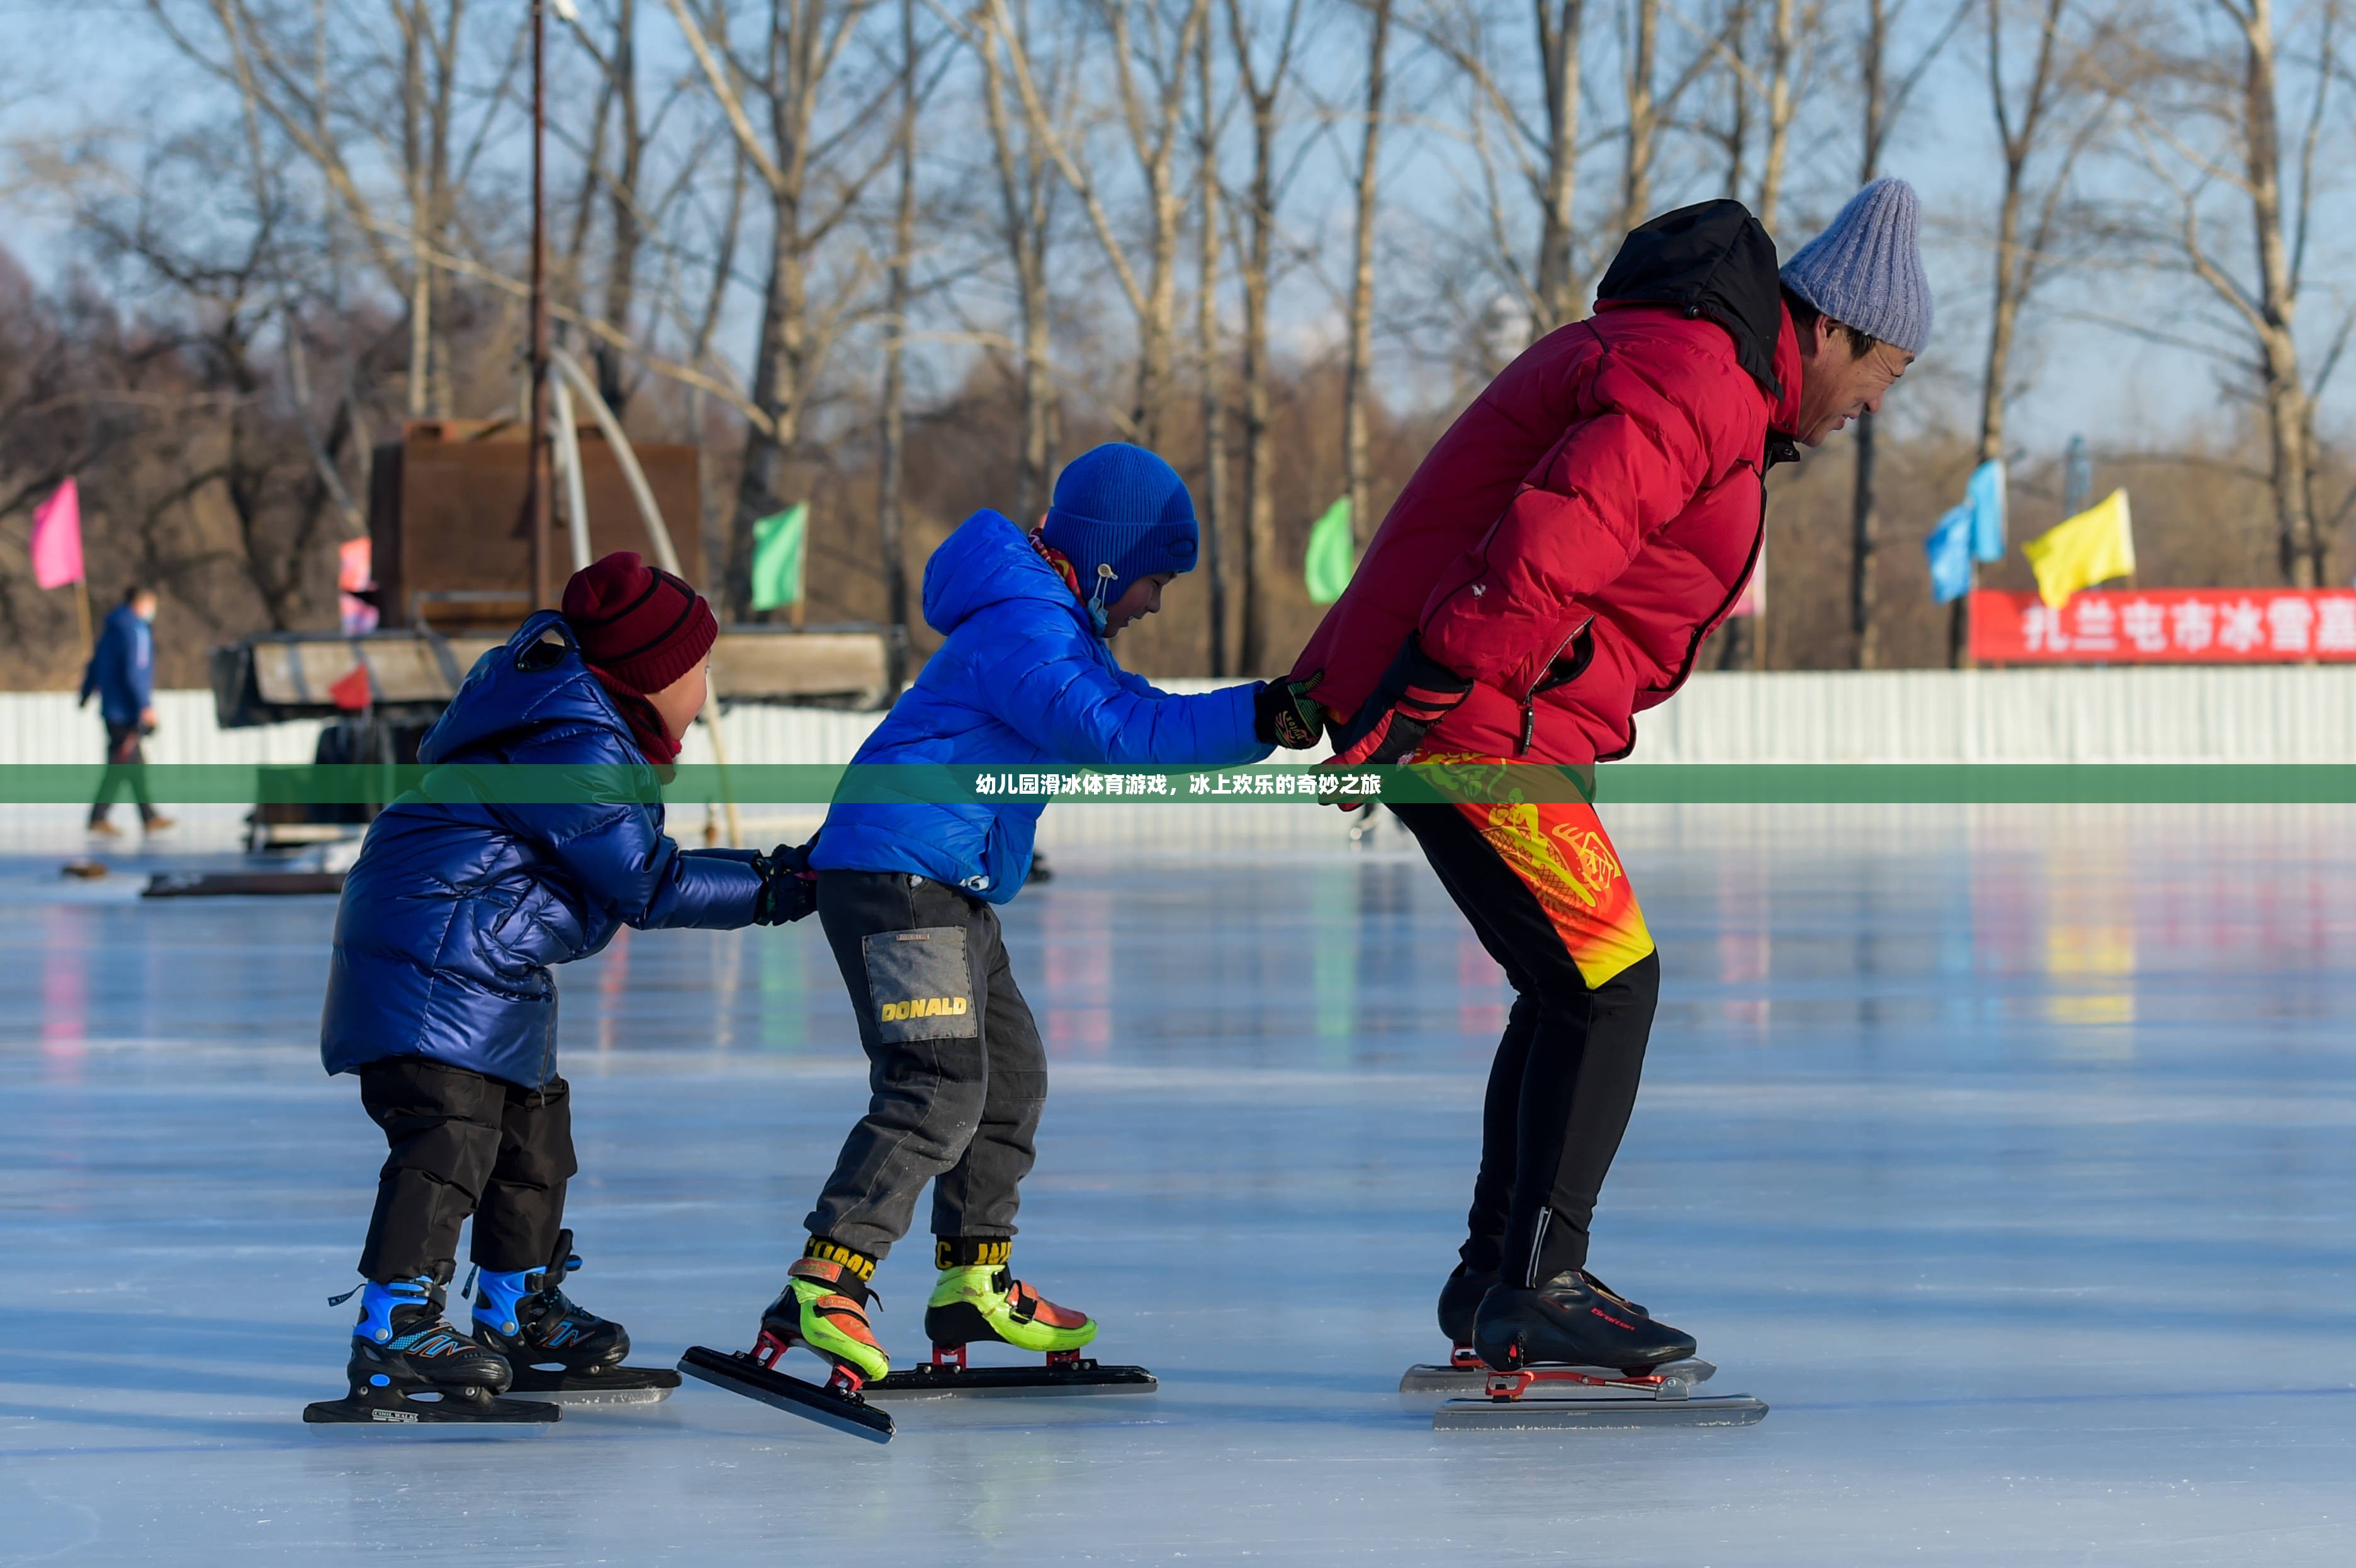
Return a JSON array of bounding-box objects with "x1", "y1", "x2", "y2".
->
[{"x1": 4, "y1": 804, "x2": 2355, "y2": 1564}]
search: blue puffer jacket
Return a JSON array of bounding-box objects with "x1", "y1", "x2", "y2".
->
[
  {"x1": 810, "y1": 510, "x2": 1268, "y2": 901},
  {"x1": 320, "y1": 611, "x2": 763, "y2": 1086}
]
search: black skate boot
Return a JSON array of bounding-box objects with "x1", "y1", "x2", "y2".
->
[
  {"x1": 472, "y1": 1230, "x2": 681, "y2": 1404},
  {"x1": 305, "y1": 1275, "x2": 558, "y2": 1425},
  {"x1": 1472, "y1": 1268, "x2": 1696, "y2": 1375}
]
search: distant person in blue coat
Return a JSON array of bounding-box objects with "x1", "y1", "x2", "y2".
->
[
  {"x1": 79, "y1": 584, "x2": 171, "y2": 835},
  {"x1": 745, "y1": 444, "x2": 1326, "y2": 1393},
  {"x1": 315, "y1": 552, "x2": 807, "y2": 1419}
]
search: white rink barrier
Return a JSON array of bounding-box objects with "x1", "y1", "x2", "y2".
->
[{"x1": 5, "y1": 666, "x2": 2352, "y2": 857}]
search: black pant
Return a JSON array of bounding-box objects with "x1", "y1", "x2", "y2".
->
[
  {"x1": 803, "y1": 871, "x2": 1047, "y2": 1261},
  {"x1": 89, "y1": 720, "x2": 157, "y2": 825},
  {"x1": 1392, "y1": 803, "x2": 1661, "y2": 1288},
  {"x1": 357, "y1": 1058, "x2": 577, "y2": 1284}
]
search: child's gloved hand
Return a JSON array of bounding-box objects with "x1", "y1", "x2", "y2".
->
[
  {"x1": 753, "y1": 842, "x2": 820, "y2": 925},
  {"x1": 1325, "y1": 635, "x2": 1472, "y2": 767},
  {"x1": 1254, "y1": 670, "x2": 1327, "y2": 750}
]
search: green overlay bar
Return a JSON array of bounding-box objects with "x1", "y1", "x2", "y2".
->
[{"x1": 8, "y1": 762, "x2": 2356, "y2": 805}]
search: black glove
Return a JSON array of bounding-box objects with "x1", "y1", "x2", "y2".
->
[
  {"x1": 1253, "y1": 670, "x2": 1327, "y2": 749},
  {"x1": 753, "y1": 840, "x2": 819, "y2": 925},
  {"x1": 1325, "y1": 635, "x2": 1474, "y2": 767}
]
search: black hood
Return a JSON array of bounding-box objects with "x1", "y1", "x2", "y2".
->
[{"x1": 1594, "y1": 198, "x2": 1784, "y2": 398}]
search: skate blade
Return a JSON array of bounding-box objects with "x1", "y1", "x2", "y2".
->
[
  {"x1": 866, "y1": 1360, "x2": 1157, "y2": 1401},
  {"x1": 303, "y1": 1389, "x2": 560, "y2": 1427},
  {"x1": 508, "y1": 1363, "x2": 683, "y2": 1406},
  {"x1": 677, "y1": 1346, "x2": 893, "y2": 1443},
  {"x1": 1400, "y1": 1356, "x2": 1716, "y2": 1396},
  {"x1": 1434, "y1": 1394, "x2": 1766, "y2": 1431}
]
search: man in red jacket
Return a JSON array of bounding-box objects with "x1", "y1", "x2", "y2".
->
[{"x1": 1291, "y1": 181, "x2": 1932, "y2": 1373}]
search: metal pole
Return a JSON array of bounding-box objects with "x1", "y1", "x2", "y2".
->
[{"x1": 527, "y1": 0, "x2": 553, "y2": 609}]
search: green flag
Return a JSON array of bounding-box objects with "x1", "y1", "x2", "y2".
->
[
  {"x1": 1304, "y1": 495, "x2": 1355, "y2": 604},
  {"x1": 750, "y1": 502, "x2": 808, "y2": 611}
]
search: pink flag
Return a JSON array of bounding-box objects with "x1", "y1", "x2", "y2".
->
[{"x1": 30, "y1": 478, "x2": 84, "y2": 590}]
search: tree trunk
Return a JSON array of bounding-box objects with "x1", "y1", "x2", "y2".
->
[
  {"x1": 876, "y1": 0, "x2": 918, "y2": 675},
  {"x1": 1623, "y1": 0, "x2": 1659, "y2": 227},
  {"x1": 1533, "y1": 1, "x2": 1585, "y2": 328},
  {"x1": 1197, "y1": 14, "x2": 1228, "y2": 675},
  {"x1": 1237, "y1": 86, "x2": 1277, "y2": 674},
  {"x1": 597, "y1": 0, "x2": 643, "y2": 415},
  {"x1": 1851, "y1": 0, "x2": 1888, "y2": 670},
  {"x1": 730, "y1": 222, "x2": 808, "y2": 619},
  {"x1": 2238, "y1": 0, "x2": 2316, "y2": 586},
  {"x1": 1757, "y1": 0, "x2": 1795, "y2": 230},
  {"x1": 1343, "y1": 0, "x2": 1390, "y2": 556}
]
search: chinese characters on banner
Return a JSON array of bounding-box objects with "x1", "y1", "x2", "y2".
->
[
  {"x1": 971, "y1": 771, "x2": 1384, "y2": 799},
  {"x1": 1968, "y1": 589, "x2": 2356, "y2": 663}
]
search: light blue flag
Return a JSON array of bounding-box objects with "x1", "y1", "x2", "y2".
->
[
  {"x1": 1965, "y1": 458, "x2": 2006, "y2": 562},
  {"x1": 1926, "y1": 504, "x2": 1975, "y2": 604}
]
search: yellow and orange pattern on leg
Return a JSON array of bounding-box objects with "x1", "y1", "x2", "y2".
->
[{"x1": 1418, "y1": 753, "x2": 1655, "y2": 988}]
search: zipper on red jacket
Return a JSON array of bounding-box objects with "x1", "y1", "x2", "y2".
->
[{"x1": 1518, "y1": 615, "x2": 1595, "y2": 756}]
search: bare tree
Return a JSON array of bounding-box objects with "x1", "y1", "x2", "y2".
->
[
  {"x1": 1847, "y1": 0, "x2": 1962, "y2": 668},
  {"x1": 1225, "y1": 0, "x2": 1304, "y2": 672},
  {"x1": 1197, "y1": 8, "x2": 1231, "y2": 672},
  {"x1": 1419, "y1": 0, "x2": 1586, "y2": 333},
  {"x1": 670, "y1": 0, "x2": 892, "y2": 617},
  {"x1": 969, "y1": 0, "x2": 1076, "y2": 520},
  {"x1": 876, "y1": 0, "x2": 923, "y2": 663},
  {"x1": 1954, "y1": 0, "x2": 2102, "y2": 663},
  {"x1": 2111, "y1": 0, "x2": 2344, "y2": 587},
  {"x1": 1342, "y1": 0, "x2": 1392, "y2": 556}
]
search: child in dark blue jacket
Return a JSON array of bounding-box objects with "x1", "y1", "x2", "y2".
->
[
  {"x1": 743, "y1": 445, "x2": 1323, "y2": 1395},
  {"x1": 316, "y1": 553, "x2": 797, "y2": 1420}
]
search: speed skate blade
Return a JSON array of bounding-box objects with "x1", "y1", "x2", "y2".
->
[
  {"x1": 303, "y1": 1388, "x2": 560, "y2": 1427},
  {"x1": 677, "y1": 1345, "x2": 893, "y2": 1443},
  {"x1": 867, "y1": 1360, "x2": 1157, "y2": 1401},
  {"x1": 507, "y1": 1363, "x2": 683, "y2": 1406},
  {"x1": 1434, "y1": 1393, "x2": 1766, "y2": 1431},
  {"x1": 1401, "y1": 1356, "x2": 1717, "y2": 1396}
]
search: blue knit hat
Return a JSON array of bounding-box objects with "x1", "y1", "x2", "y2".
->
[
  {"x1": 1041, "y1": 443, "x2": 1198, "y2": 628},
  {"x1": 1779, "y1": 177, "x2": 1933, "y2": 356}
]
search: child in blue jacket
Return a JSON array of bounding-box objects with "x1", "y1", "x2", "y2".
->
[
  {"x1": 743, "y1": 444, "x2": 1323, "y2": 1393},
  {"x1": 317, "y1": 553, "x2": 798, "y2": 1419}
]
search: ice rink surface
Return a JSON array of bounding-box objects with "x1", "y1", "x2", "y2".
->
[{"x1": 4, "y1": 803, "x2": 2355, "y2": 1565}]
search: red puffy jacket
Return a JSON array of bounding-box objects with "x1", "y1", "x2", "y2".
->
[{"x1": 1292, "y1": 201, "x2": 1801, "y2": 765}]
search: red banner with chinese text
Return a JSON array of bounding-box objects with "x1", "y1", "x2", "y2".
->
[{"x1": 1969, "y1": 589, "x2": 2356, "y2": 663}]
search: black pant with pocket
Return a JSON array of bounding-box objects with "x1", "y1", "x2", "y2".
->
[
  {"x1": 1391, "y1": 803, "x2": 1662, "y2": 1289},
  {"x1": 803, "y1": 871, "x2": 1047, "y2": 1261},
  {"x1": 357, "y1": 1058, "x2": 577, "y2": 1285}
]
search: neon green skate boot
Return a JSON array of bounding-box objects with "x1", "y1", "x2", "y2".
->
[
  {"x1": 923, "y1": 1239, "x2": 1097, "y2": 1357},
  {"x1": 757, "y1": 1242, "x2": 891, "y2": 1387}
]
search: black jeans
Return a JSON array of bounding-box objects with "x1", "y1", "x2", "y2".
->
[
  {"x1": 89, "y1": 720, "x2": 157, "y2": 826},
  {"x1": 1392, "y1": 803, "x2": 1661, "y2": 1288},
  {"x1": 803, "y1": 871, "x2": 1047, "y2": 1261},
  {"x1": 357, "y1": 1058, "x2": 577, "y2": 1284}
]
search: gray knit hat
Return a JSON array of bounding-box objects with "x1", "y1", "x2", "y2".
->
[{"x1": 1779, "y1": 177, "x2": 1932, "y2": 355}]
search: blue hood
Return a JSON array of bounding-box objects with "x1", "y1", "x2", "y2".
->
[
  {"x1": 922, "y1": 510, "x2": 1090, "y2": 640},
  {"x1": 420, "y1": 613, "x2": 634, "y2": 766},
  {"x1": 809, "y1": 509, "x2": 1269, "y2": 902}
]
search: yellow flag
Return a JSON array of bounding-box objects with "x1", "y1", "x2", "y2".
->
[{"x1": 2022, "y1": 488, "x2": 2134, "y2": 609}]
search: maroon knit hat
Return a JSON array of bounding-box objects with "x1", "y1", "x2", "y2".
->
[{"x1": 560, "y1": 551, "x2": 718, "y2": 696}]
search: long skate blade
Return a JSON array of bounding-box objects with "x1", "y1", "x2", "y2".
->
[
  {"x1": 303, "y1": 1389, "x2": 561, "y2": 1427},
  {"x1": 866, "y1": 1360, "x2": 1157, "y2": 1401},
  {"x1": 1434, "y1": 1394, "x2": 1766, "y2": 1431},
  {"x1": 508, "y1": 1363, "x2": 682, "y2": 1406},
  {"x1": 1399, "y1": 1356, "x2": 1717, "y2": 1396},
  {"x1": 677, "y1": 1346, "x2": 893, "y2": 1443}
]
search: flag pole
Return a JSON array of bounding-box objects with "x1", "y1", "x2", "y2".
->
[{"x1": 72, "y1": 578, "x2": 91, "y2": 660}]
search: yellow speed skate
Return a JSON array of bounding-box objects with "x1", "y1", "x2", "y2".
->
[{"x1": 924, "y1": 1258, "x2": 1097, "y2": 1358}]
